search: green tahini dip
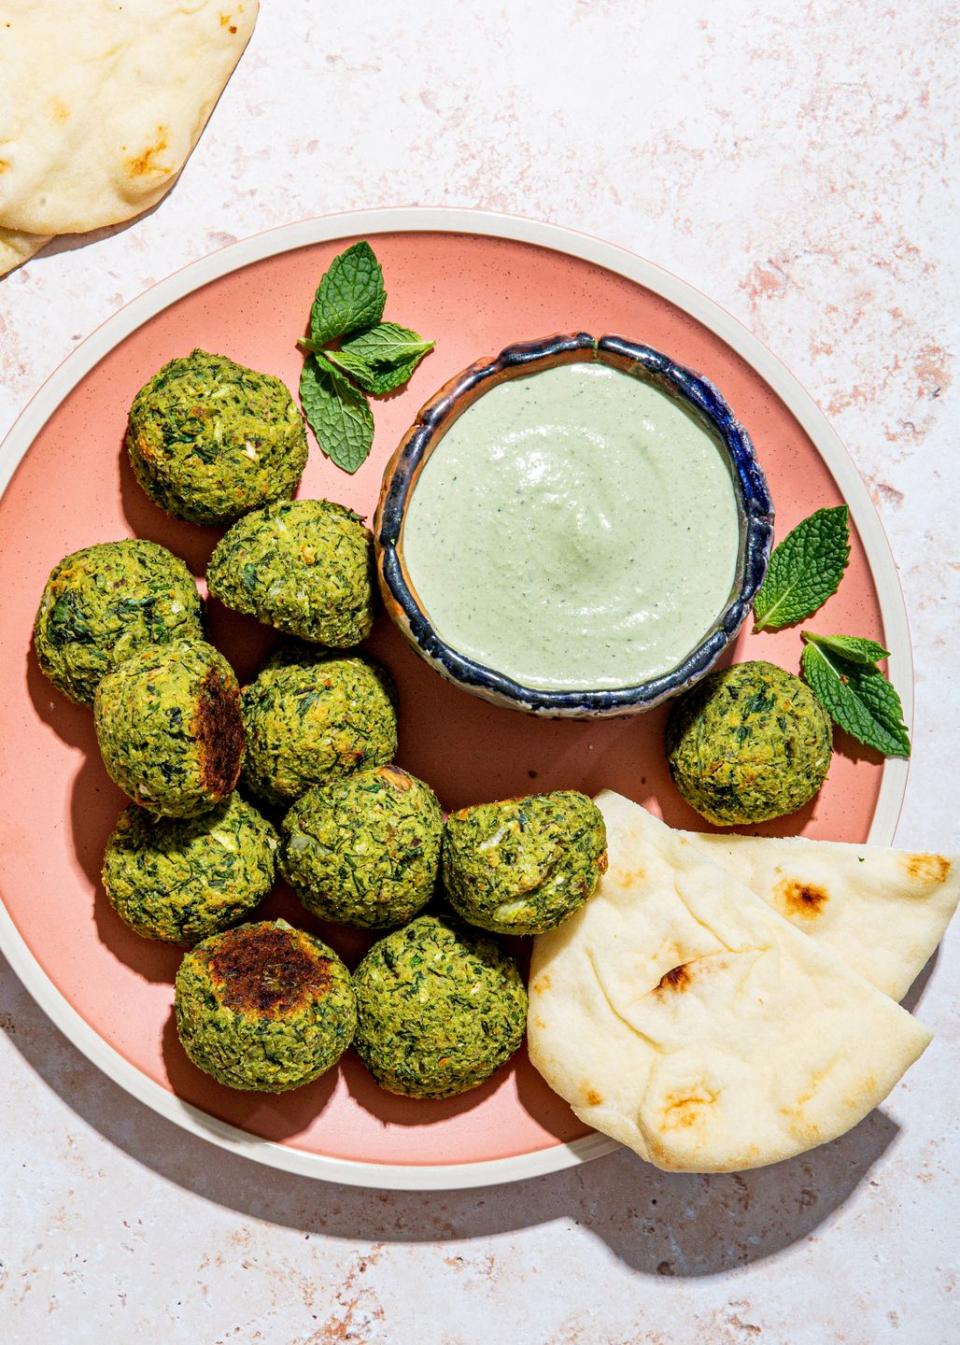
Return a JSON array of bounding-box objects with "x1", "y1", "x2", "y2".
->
[{"x1": 401, "y1": 362, "x2": 741, "y2": 691}]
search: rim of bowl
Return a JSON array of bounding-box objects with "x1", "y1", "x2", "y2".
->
[{"x1": 375, "y1": 331, "x2": 775, "y2": 717}]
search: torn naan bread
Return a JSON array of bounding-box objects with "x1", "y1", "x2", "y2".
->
[
  {"x1": 0, "y1": 227, "x2": 50, "y2": 278},
  {"x1": 0, "y1": 1, "x2": 257, "y2": 235},
  {"x1": 528, "y1": 792, "x2": 931, "y2": 1173},
  {"x1": 688, "y1": 830, "x2": 957, "y2": 1001}
]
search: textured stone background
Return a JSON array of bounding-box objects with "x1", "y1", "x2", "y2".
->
[{"x1": 1, "y1": 2, "x2": 957, "y2": 1341}]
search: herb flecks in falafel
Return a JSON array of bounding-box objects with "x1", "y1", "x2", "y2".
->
[
  {"x1": 33, "y1": 539, "x2": 203, "y2": 704},
  {"x1": 665, "y1": 659, "x2": 833, "y2": 826},
  {"x1": 241, "y1": 651, "x2": 396, "y2": 807},
  {"x1": 102, "y1": 793, "x2": 277, "y2": 944},
  {"x1": 442, "y1": 791, "x2": 607, "y2": 935},
  {"x1": 207, "y1": 498, "x2": 374, "y2": 646},
  {"x1": 95, "y1": 639, "x2": 245, "y2": 818},
  {"x1": 125, "y1": 350, "x2": 307, "y2": 526},
  {"x1": 282, "y1": 766, "x2": 442, "y2": 929},
  {"x1": 352, "y1": 914, "x2": 527, "y2": 1099},
  {"x1": 174, "y1": 920, "x2": 356, "y2": 1092}
]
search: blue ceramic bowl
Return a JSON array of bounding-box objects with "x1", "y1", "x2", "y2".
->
[{"x1": 374, "y1": 332, "x2": 774, "y2": 719}]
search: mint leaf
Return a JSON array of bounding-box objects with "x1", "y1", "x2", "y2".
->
[
  {"x1": 363, "y1": 356, "x2": 424, "y2": 395},
  {"x1": 801, "y1": 640, "x2": 910, "y2": 757},
  {"x1": 309, "y1": 242, "x2": 386, "y2": 345},
  {"x1": 299, "y1": 355, "x2": 374, "y2": 474},
  {"x1": 753, "y1": 505, "x2": 850, "y2": 630},
  {"x1": 803, "y1": 632, "x2": 890, "y2": 666},
  {"x1": 324, "y1": 347, "x2": 377, "y2": 385},
  {"x1": 341, "y1": 322, "x2": 434, "y2": 367},
  {"x1": 326, "y1": 347, "x2": 422, "y2": 396}
]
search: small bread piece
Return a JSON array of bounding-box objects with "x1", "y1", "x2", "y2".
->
[
  {"x1": 0, "y1": 227, "x2": 50, "y2": 277},
  {"x1": 528, "y1": 792, "x2": 931, "y2": 1173},
  {"x1": 0, "y1": 1, "x2": 257, "y2": 235},
  {"x1": 688, "y1": 831, "x2": 958, "y2": 1001}
]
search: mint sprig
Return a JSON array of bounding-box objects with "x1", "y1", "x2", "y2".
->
[
  {"x1": 801, "y1": 632, "x2": 910, "y2": 758},
  {"x1": 753, "y1": 506, "x2": 850, "y2": 630},
  {"x1": 298, "y1": 244, "x2": 435, "y2": 472}
]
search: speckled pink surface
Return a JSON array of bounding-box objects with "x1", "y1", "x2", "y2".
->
[{"x1": 0, "y1": 3, "x2": 956, "y2": 1343}]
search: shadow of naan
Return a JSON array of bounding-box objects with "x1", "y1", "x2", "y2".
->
[
  {"x1": 21, "y1": 195, "x2": 169, "y2": 270},
  {"x1": 2, "y1": 944, "x2": 905, "y2": 1275}
]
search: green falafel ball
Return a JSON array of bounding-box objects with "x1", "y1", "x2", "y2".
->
[
  {"x1": 102, "y1": 793, "x2": 277, "y2": 944},
  {"x1": 33, "y1": 539, "x2": 203, "y2": 704},
  {"x1": 352, "y1": 915, "x2": 528, "y2": 1099},
  {"x1": 442, "y1": 791, "x2": 607, "y2": 936},
  {"x1": 241, "y1": 653, "x2": 397, "y2": 807},
  {"x1": 665, "y1": 659, "x2": 833, "y2": 826},
  {"x1": 207, "y1": 499, "x2": 374, "y2": 646},
  {"x1": 174, "y1": 920, "x2": 356, "y2": 1092},
  {"x1": 95, "y1": 639, "x2": 245, "y2": 818},
  {"x1": 125, "y1": 350, "x2": 308, "y2": 526},
  {"x1": 282, "y1": 766, "x2": 442, "y2": 929}
]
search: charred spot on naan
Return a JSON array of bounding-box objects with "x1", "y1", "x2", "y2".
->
[
  {"x1": 774, "y1": 876, "x2": 829, "y2": 919},
  {"x1": 531, "y1": 972, "x2": 552, "y2": 996},
  {"x1": 660, "y1": 1084, "x2": 719, "y2": 1131},
  {"x1": 124, "y1": 127, "x2": 173, "y2": 181},
  {"x1": 651, "y1": 953, "x2": 735, "y2": 995},
  {"x1": 655, "y1": 963, "x2": 692, "y2": 993},
  {"x1": 903, "y1": 853, "x2": 952, "y2": 886},
  {"x1": 580, "y1": 1084, "x2": 604, "y2": 1107}
]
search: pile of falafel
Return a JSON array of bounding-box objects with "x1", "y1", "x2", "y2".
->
[
  {"x1": 33, "y1": 350, "x2": 614, "y2": 1101},
  {"x1": 34, "y1": 349, "x2": 834, "y2": 1101}
]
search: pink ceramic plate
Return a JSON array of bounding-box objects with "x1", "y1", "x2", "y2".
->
[{"x1": 0, "y1": 210, "x2": 911, "y2": 1189}]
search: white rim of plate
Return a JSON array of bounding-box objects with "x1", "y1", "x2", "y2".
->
[{"x1": 0, "y1": 207, "x2": 912, "y2": 1191}]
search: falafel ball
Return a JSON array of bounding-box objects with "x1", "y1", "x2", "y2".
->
[
  {"x1": 206, "y1": 499, "x2": 374, "y2": 646},
  {"x1": 94, "y1": 639, "x2": 244, "y2": 818},
  {"x1": 33, "y1": 539, "x2": 203, "y2": 704},
  {"x1": 352, "y1": 915, "x2": 527, "y2": 1099},
  {"x1": 281, "y1": 766, "x2": 442, "y2": 929},
  {"x1": 125, "y1": 350, "x2": 307, "y2": 526},
  {"x1": 665, "y1": 659, "x2": 833, "y2": 826},
  {"x1": 174, "y1": 920, "x2": 356, "y2": 1092},
  {"x1": 102, "y1": 793, "x2": 277, "y2": 944},
  {"x1": 241, "y1": 653, "x2": 397, "y2": 807},
  {"x1": 442, "y1": 791, "x2": 607, "y2": 936}
]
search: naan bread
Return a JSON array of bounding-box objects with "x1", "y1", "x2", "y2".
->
[
  {"x1": 0, "y1": 1, "x2": 257, "y2": 235},
  {"x1": 528, "y1": 792, "x2": 931, "y2": 1173},
  {"x1": 0, "y1": 227, "x2": 50, "y2": 277},
  {"x1": 688, "y1": 831, "x2": 957, "y2": 1001}
]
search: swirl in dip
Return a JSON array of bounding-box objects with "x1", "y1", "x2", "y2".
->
[{"x1": 401, "y1": 362, "x2": 741, "y2": 692}]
